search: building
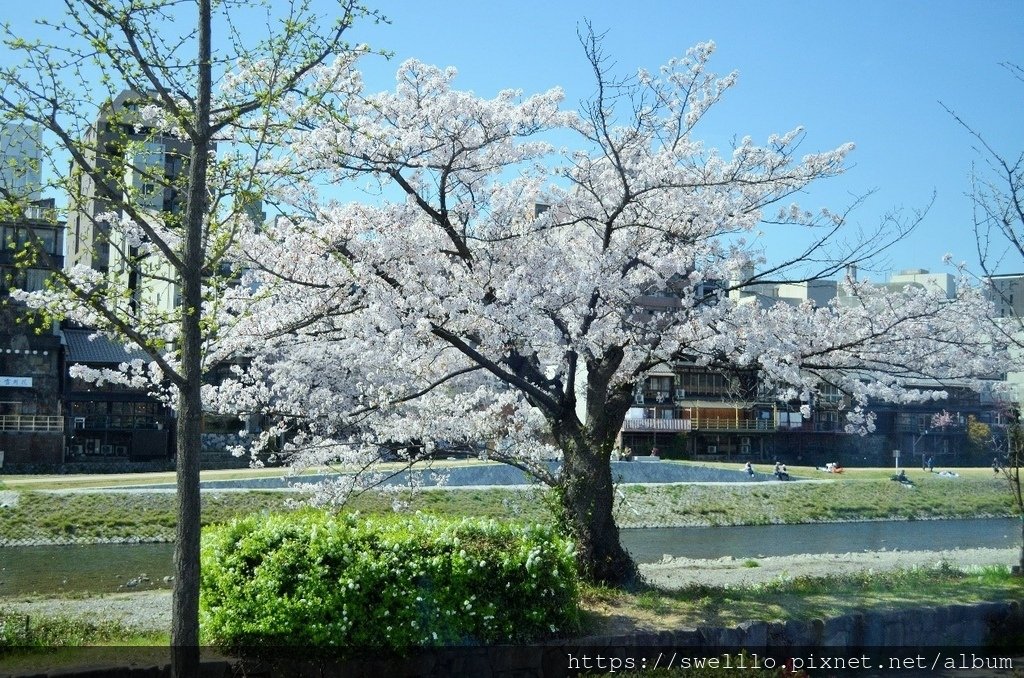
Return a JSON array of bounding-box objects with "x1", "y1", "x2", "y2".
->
[
  {"x1": 616, "y1": 266, "x2": 1006, "y2": 467},
  {"x1": 0, "y1": 199, "x2": 66, "y2": 466},
  {"x1": 57, "y1": 90, "x2": 258, "y2": 467},
  {"x1": 66, "y1": 90, "x2": 190, "y2": 277},
  {"x1": 62, "y1": 328, "x2": 173, "y2": 461},
  {"x1": 983, "y1": 273, "x2": 1024, "y2": 406},
  {"x1": 985, "y1": 273, "x2": 1024, "y2": 319},
  {"x1": 887, "y1": 269, "x2": 957, "y2": 298},
  {"x1": 0, "y1": 123, "x2": 43, "y2": 203}
]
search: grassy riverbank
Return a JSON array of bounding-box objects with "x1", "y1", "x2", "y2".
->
[
  {"x1": 0, "y1": 464, "x2": 1015, "y2": 544},
  {"x1": 618, "y1": 468, "x2": 1013, "y2": 526},
  {"x1": 586, "y1": 563, "x2": 1024, "y2": 632}
]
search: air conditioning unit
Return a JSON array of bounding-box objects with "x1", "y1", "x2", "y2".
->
[
  {"x1": 100, "y1": 444, "x2": 113, "y2": 455},
  {"x1": 706, "y1": 445, "x2": 717, "y2": 454},
  {"x1": 674, "y1": 389, "x2": 686, "y2": 401}
]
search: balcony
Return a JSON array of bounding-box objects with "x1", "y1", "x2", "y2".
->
[
  {"x1": 691, "y1": 418, "x2": 775, "y2": 432},
  {"x1": 621, "y1": 418, "x2": 692, "y2": 432},
  {"x1": 70, "y1": 414, "x2": 163, "y2": 431},
  {"x1": 0, "y1": 414, "x2": 64, "y2": 432},
  {"x1": 777, "y1": 421, "x2": 844, "y2": 433}
]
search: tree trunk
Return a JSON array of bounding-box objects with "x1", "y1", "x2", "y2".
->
[
  {"x1": 171, "y1": 360, "x2": 202, "y2": 674},
  {"x1": 172, "y1": 1, "x2": 211, "y2": 674},
  {"x1": 557, "y1": 431, "x2": 638, "y2": 586},
  {"x1": 1018, "y1": 517, "x2": 1023, "y2": 574}
]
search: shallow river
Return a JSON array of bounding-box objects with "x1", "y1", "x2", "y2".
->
[{"x1": 0, "y1": 518, "x2": 1017, "y2": 597}]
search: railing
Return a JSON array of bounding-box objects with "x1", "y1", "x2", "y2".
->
[
  {"x1": 777, "y1": 421, "x2": 844, "y2": 433},
  {"x1": 691, "y1": 418, "x2": 775, "y2": 432},
  {"x1": 0, "y1": 414, "x2": 64, "y2": 432},
  {"x1": 623, "y1": 417, "x2": 783, "y2": 432},
  {"x1": 69, "y1": 415, "x2": 163, "y2": 431},
  {"x1": 894, "y1": 424, "x2": 964, "y2": 434},
  {"x1": 621, "y1": 418, "x2": 692, "y2": 432}
]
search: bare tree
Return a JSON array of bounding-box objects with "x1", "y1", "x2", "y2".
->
[{"x1": 943, "y1": 63, "x2": 1024, "y2": 574}]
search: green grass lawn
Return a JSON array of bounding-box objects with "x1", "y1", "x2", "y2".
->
[
  {"x1": 583, "y1": 564, "x2": 1024, "y2": 633},
  {"x1": 618, "y1": 468, "x2": 1012, "y2": 526}
]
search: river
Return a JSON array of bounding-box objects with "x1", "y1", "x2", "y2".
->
[{"x1": 0, "y1": 518, "x2": 1016, "y2": 597}]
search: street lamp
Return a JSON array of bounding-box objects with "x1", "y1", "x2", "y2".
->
[{"x1": 911, "y1": 429, "x2": 929, "y2": 469}]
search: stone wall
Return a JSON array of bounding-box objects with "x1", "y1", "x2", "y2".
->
[{"x1": 0, "y1": 431, "x2": 63, "y2": 465}]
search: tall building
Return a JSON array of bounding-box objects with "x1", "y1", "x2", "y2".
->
[
  {"x1": 985, "y1": 273, "x2": 1024, "y2": 318},
  {"x1": 0, "y1": 123, "x2": 43, "y2": 203},
  {"x1": 59, "y1": 90, "x2": 258, "y2": 467},
  {"x1": 66, "y1": 90, "x2": 190, "y2": 276}
]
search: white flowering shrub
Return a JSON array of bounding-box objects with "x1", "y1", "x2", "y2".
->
[{"x1": 200, "y1": 511, "x2": 580, "y2": 653}]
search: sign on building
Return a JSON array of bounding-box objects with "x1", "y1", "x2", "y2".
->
[{"x1": 0, "y1": 376, "x2": 33, "y2": 387}]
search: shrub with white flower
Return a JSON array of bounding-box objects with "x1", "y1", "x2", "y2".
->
[{"x1": 200, "y1": 511, "x2": 580, "y2": 654}]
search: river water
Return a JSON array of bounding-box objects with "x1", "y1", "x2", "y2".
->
[{"x1": 0, "y1": 518, "x2": 1017, "y2": 597}]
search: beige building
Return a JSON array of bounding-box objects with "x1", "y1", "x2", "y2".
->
[{"x1": 986, "y1": 273, "x2": 1024, "y2": 318}]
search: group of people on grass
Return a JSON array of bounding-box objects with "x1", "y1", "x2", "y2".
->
[
  {"x1": 740, "y1": 455, "x2": 1008, "y2": 482},
  {"x1": 742, "y1": 460, "x2": 792, "y2": 480}
]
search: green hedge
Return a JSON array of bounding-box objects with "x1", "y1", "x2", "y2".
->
[{"x1": 200, "y1": 511, "x2": 580, "y2": 652}]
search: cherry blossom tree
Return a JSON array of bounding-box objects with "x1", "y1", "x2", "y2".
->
[
  {"x1": 217, "y1": 34, "x2": 999, "y2": 585},
  {"x1": 0, "y1": 0, "x2": 378, "y2": 670}
]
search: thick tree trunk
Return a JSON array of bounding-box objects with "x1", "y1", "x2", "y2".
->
[
  {"x1": 557, "y1": 431, "x2": 638, "y2": 586},
  {"x1": 172, "y1": 1, "x2": 211, "y2": 675}
]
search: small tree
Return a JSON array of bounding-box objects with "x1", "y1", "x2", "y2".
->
[
  {"x1": 0, "y1": 1, "x2": 378, "y2": 672},
  {"x1": 966, "y1": 414, "x2": 994, "y2": 457}
]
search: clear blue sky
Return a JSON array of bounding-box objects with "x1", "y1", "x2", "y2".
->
[
  {"x1": 4, "y1": 1, "x2": 1023, "y2": 278},
  {"x1": 354, "y1": 1, "x2": 1024, "y2": 279}
]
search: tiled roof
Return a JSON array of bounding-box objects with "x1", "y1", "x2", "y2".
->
[{"x1": 63, "y1": 329, "x2": 150, "y2": 364}]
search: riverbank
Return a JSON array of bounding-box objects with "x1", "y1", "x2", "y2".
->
[
  {"x1": 643, "y1": 546, "x2": 1021, "y2": 588},
  {"x1": 2, "y1": 546, "x2": 1019, "y2": 636},
  {"x1": 0, "y1": 465, "x2": 1015, "y2": 546}
]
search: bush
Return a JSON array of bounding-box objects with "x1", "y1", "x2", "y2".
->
[
  {"x1": 0, "y1": 610, "x2": 152, "y2": 648},
  {"x1": 200, "y1": 511, "x2": 580, "y2": 653}
]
